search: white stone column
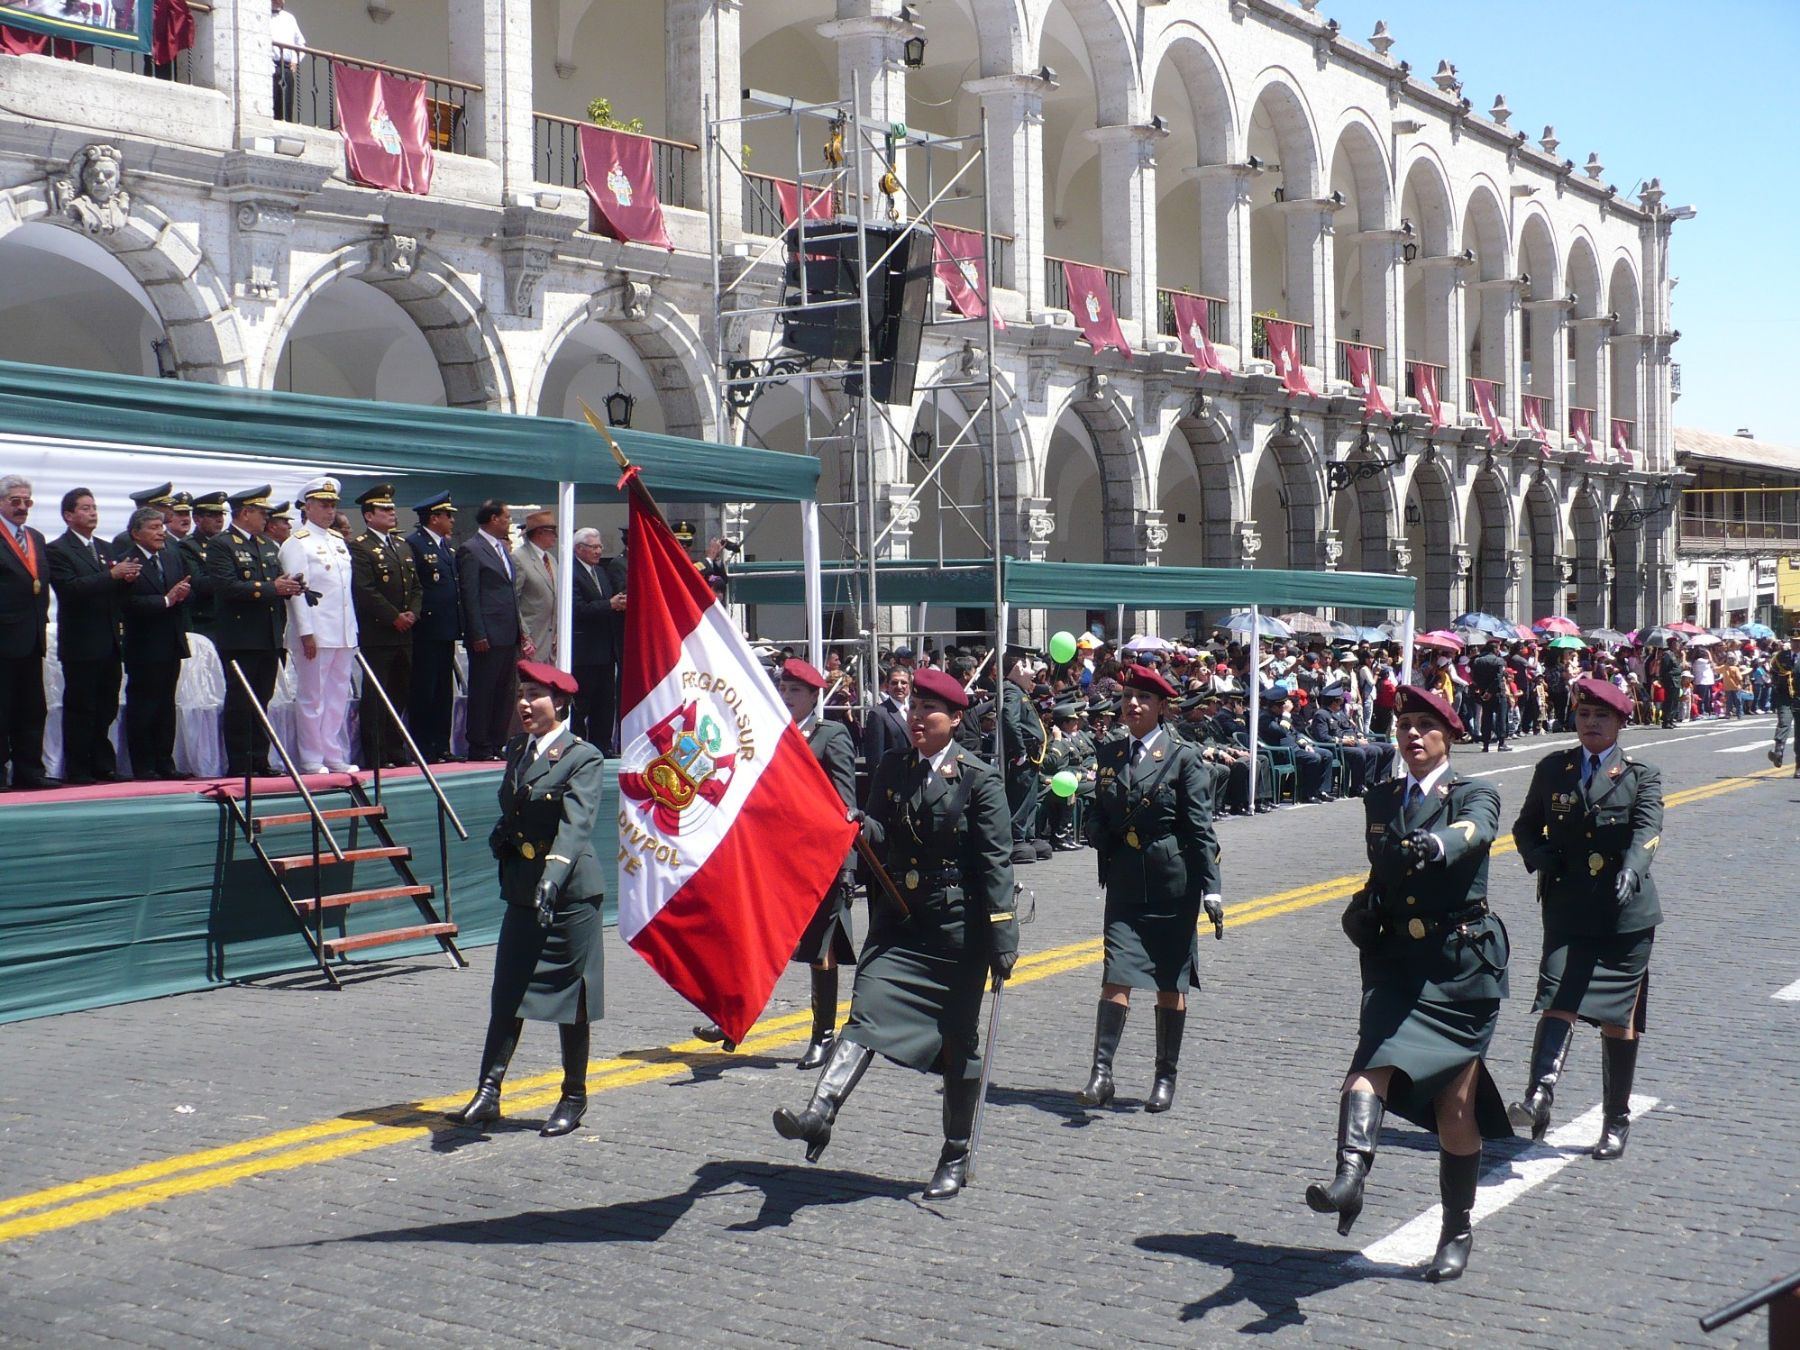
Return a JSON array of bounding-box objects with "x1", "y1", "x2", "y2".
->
[
  {"x1": 204, "y1": 0, "x2": 273, "y2": 131},
  {"x1": 1522, "y1": 298, "x2": 1570, "y2": 434},
  {"x1": 817, "y1": 8, "x2": 913, "y2": 130},
  {"x1": 1086, "y1": 123, "x2": 1163, "y2": 325},
  {"x1": 666, "y1": 0, "x2": 742, "y2": 221},
  {"x1": 1568, "y1": 315, "x2": 1610, "y2": 441},
  {"x1": 1609, "y1": 332, "x2": 1647, "y2": 458},
  {"x1": 1416, "y1": 255, "x2": 1466, "y2": 414},
  {"x1": 1273, "y1": 200, "x2": 1337, "y2": 368},
  {"x1": 965, "y1": 74, "x2": 1048, "y2": 305},
  {"x1": 448, "y1": 0, "x2": 535, "y2": 190},
  {"x1": 1468, "y1": 278, "x2": 1522, "y2": 424},
  {"x1": 1187, "y1": 163, "x2": 1256, "y2": 355},
  {"x1": 1352, "y1": 233, "x2": 1405, "y2": 393}
]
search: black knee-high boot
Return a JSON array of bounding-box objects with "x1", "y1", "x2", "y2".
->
[
  {"x1": 772, "y1": 1036, "x2": 873, "y2": 1162},
  {"x1": 1424, "y1": 1149, "x2": 1481, "y2": 1282},
  {"x1": 1076, "y1": 1001, "x2": 1128, "y2": 1107},
  {"x1": 1306, "y1": 1090, "x2": 1385, "y2": 1235},
  {"x1": 1593, "y1": 1035, "x2": 1639, "y2": 1160},
  {"x1": 1145, "y1": 1006, "x2": 1186, "y2": 1113},
  {"x1": 448, "y1": 1016, "x2": 522, "y2": 1125},
  {"x1": 797, "y1": 966, "x2": 839, "y2": 1071},
  {"x1": 541, "y1": 1022, "x2": 589, "y2": 1137},
  {"x1": 1507, "y1": 1016, "x2": 1574, "y2": 1140},
  {"x1": 924, "y1": 1069, "x2": 983, "y2": 1200}
]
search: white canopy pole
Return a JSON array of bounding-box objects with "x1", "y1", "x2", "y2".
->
[
  {"x1": 802, "y1": 498, "x2": 824, "y2": 672},
  {"x1": 1400, "y1": 609, "x2": 1417, "y2": 687},
  {"x1": 1247, "y1": 604, "x2": 1261, "y2": 809},
  {"x1": 555, "y1": 480, "x2": 575, "y2": 671}
]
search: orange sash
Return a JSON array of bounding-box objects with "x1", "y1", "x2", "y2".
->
[{"x1": 1, "y1": 523, "x2": 39, "y2": 595}]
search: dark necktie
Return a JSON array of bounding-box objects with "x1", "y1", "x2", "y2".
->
[
  {"x1": 150, "y1": 551, "x2": 164, "y2": 588},
  {"x1": 1404, "y1": 781, "x2": 1422, "y2": 827},
  {"x1": 1585, "y1": 753, "x2": 1603, "y2": 797}
]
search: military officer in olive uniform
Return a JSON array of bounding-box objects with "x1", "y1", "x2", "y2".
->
[
  {"x1": 176, "y1": 491, "x2": 228, "y2": 638},
  {"x1": 1308, "y1": 685, "x2": 1511, "y2": 1283},
  {"x1": 207, "y1": 487, "x2": 304, "y2": 776},
  {"x1": 1173, "y1": 691, "x2": 1233, "y2": 816},
  {"x1": 448, "y1": 660, "x2": 606, "y2": 1138},
  {"x1": 774, "y1": 667, "x2": 1017, "y2": 1200},
  {"x1": 1077, "y1": 665, "x2": 1224, "y2": 1116},
  {"x1": 1000, "y1": 650, "x2": 1048, "y2": 864},
  {"x1": 349, "y1": 484, "x2": 423, "y2": 769},
  {"x1": 1039, "y1": 700, "x2": 1092, "y2": 851},
  {"x1": 1509, "y1": 676, "x2": 1663, "y2": 1160}
]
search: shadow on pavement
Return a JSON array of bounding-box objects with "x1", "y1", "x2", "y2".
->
[
  {"x1": 614, "y1": 1041, "x2": 792, "y2": 1085},
  {"x1": 299, "y1": 1160, "x2": 917, "y2": 1248},
  {"x1": 1135, "y1": 1230, "x2": 1401, "y2": 1332},
  {"x1": 984, "y1": 1083, "x2": 1107, "y2": 1128}
]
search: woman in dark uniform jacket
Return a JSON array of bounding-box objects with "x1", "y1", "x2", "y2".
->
[
  {"x1": 1510, "y1": 676, "x2": 1663, "y2": 1160},
  {"x1": 696, "y1": 657, "x2": 858, "y2": 1066},
  {"x1": 1308, "y1": 685, "x2": 1512, "y2": 1283},
  {"x1": 448, "y1": 660, "x2": 607, "y2": 1137},
  {"x1": 1077, "y1": 664, "x2": 1224, "y2": 1114},
  {"x1": 773, "y1": 667, "x2": 1017, "y2": 1200}
]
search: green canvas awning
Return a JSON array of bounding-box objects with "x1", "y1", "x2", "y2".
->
[{"x1": 0, "y1": 359, "x2": 819, "y2": 504}]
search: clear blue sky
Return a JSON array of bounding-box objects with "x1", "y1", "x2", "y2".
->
[{"x1": 1323, "y1": 0, "x2": 1800, "y2": 446}]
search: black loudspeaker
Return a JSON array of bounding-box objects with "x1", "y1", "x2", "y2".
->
[{"x1": 779, "y1": 222, "x2": 933, "y2": 406}]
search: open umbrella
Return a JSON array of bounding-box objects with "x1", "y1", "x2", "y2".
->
[
  {"x1": 1744, "y1": 622, "x2": 1776, "y2": 639},
  {"x1": 1453, "y1": 625, "x2": 1497, "y2": 646},
  {"x1": 1534, "y1": 616, "x2": 1581, "y2": 636},
  {"x1": 1512, "y1": 624, "x2": 1537, "y2": 642},
  {"x1": 1585, "y1": 627, "x2": 1629, "y2": 647},
  {"x1": 1415, "y1": 629, "x2": 1465, "y2": 653},
  {"x1": 1123, "y1": 634, "x2": 1174, "y2": 653},
  {"x1": 1453, "y1": 611, "x2": 1516, "y2": 637},
  {"x1": 1685, "y1": 632, "x2": 1722, "y2": 647},
  {"x1": 1219, "y1": 611, "x2": 1295, "y2": 640},
  {"x1": 1547, "y1": 635, "x2": 1586, "y2": 651},
  {"x1": 1666, "y1": 621, "x2": 1707, "y2": 636},
  {"x1": 1640, "y1": 626, "x2": 1676, "y2": 649},
  {"x1": 1714, "y1": 627, "x2": 1750, "y2": 641},
  {"x1": 1275, "y1": 611, "x2": 1336, "y2": 635}
]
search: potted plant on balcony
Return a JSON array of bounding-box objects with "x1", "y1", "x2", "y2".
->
[{"x1": 587, "y1": 98, "x2": 645, "y2": 134}]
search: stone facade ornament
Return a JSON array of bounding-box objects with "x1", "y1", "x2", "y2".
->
[
  {"x1": 1451, "y1": 543, "x2": 1471, "y2": 577},
  {"x1": 214, "y1": 150, "x2": 330, "y2": 301},
  {"x1": 1390, "y1": 539, "x2": 1412, "y2": 574},
  {"x1": 1237, "y1": 521, "x2": 1262, "y2": 568},
  {"x1": 1140, "y1": 508, "x2": 1168, "y2": 560},
  {"x1": 500, "y1": 204, "x2": 577, "y2": 319},
  {"x1": 1557, "y1": 556, "x2": 1574, "y2": 585},
  {"x1": 1026, "y1": 352, "x2": 1058, "y2": 408},
  {"x1": 884, "y1": 483, "x2": 921, "y2": 548},
  {"x1": 1322, "y1": 529, "x2": 1344, "y2": 570},
  {"x1": 51, "y1": 145, "x2": 130, "y2": 235},
  {"x1": 1505, "y1": 549, "x2": 1525, "y2": 584},
  {"x1": 1023, "y1": 497, "x2": 1055, "y2": 562},
  {"x1": 366, "y1": 233, "x2": 420, "y2": 283},
  {"x1": 589, "y1": 274, "x2": 654, "y2": 323}
]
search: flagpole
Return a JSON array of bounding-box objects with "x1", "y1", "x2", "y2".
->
[
  {"x1": 802, "y1": 497, "x2": 823, "y2": 673},
  {"x1": 580, "y1": 398, "x2": 671, "y2": 531},
  {"x1": 1247, "y1": 604, "x2": 1261, "y2": 810},
  {"x1": 1401, "y1": 608, "x2": 1416, "y2": 687},
  {"x1": 556, "y1": 478, "x2": 575, "y2": 672}
]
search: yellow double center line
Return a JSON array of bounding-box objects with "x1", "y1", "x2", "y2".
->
[{"x1": 0, "y1": 765, "x2": 1779, "y2": 1246}]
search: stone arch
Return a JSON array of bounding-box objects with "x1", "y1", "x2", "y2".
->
[
  {"x1": 1607, "y1": 255, "x2": 1643, "y2": 455},
  {"x1": 1143, "y1": 22, "x2": 1236, "y2": 165},
  {"x1": 1565, "y1": 232, "x2": 1603, "y2": 317},
  {"x1": 1399, "y1": 149, "x2": 1456, "y2": 376},
  {"x1": 1521, "y1": 470, "x2": 1563, "y2": 619},
  {"x1": 1610, "y1": 484, "x2": 1644, "y2": 630},
  {"x1": 1329, "y1": 431, "x2": 1399, "y2": 572},
  {"x1": 1460, "y1": 182, "x2": 1512, "y2": 394},
  {"x1": 960, "y1": 0, "x2": 1034, "y2": 77},
  {"x1": 910, "y1": 349, "x2": 1034, "y2": 561},
  {"x1": 1397, "y1": 147, "x2": 1455, "y2": 255},
  {"x1": 1032, "y1": 0, "x2": 1141, "y2": 126},
  {"x1": 1570, "y1": 477, "x2": 1607, "y2": 627},
  {"x1": 1328, "y1": 114, "x2": 1394, "y2": 365},
  {"x1": 265, "y1": 237, "x2": 514, "y2": 409},
  {"x1": 1157, "y1": 409, "x2": 1244, "y2": 569},
  {"x1": 0, "y1": 181, "x2": 246, "y2": 384},
  {"x1": 1460, "y1": 179, "x2": 1512, "y2": 279},
  {"x1": 1041, "y1": 379, "x2": 1149, "y2": 561},
  {"x1": 1516, "y1": 206, "x2": 1560, "y2": 300},
  {"x1": 1400, "y1": 452, "x2": 1458, "y2": 626},
  {"x1": 1327, "y1": 112, "x2": 1393, "y2": 231},
  {"x1": 1464, "y1": 465, "x2": 1515, "y2": 616},
  {"x1": 1242, "y1": 70, "x2": 1323, "y2": 197},
  {"x1": 1246, "y1": 72, "x2": 1325, "y2": 333},
  {"x1": 1246, "y1": 417, "x2": 1325, "y2": 570}
]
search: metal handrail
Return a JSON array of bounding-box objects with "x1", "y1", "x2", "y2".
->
[
  {"x1": 1699, "y1": 1268, "x2": 1800, "y2": 1332},
  {"x1": 272, "y1": 44, "x2": 480, "y2": 93},
  {"x1": 530, "y1": 111, "x2": 695, "y2": 151},
  {"x1": 352, "y1": 650, "x2": 468, "y2": 840},
  {"x1": 226, "y1": 659, "x2": 345, "y2": 861}
]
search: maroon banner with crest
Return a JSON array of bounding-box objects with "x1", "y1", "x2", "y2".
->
[
  {"x1": 1469, "y1": 377, "x2": 1506, "y2": 446},
  {"x1": 1409, "y1": 361, "x2": 1445, "y2": 428},
  {"x1": 1062, "y1": 262, "x2": 1131, "y2": 358},
  {"x1": 1521, "y1": 395, "x2": 1550, "y2": 452},
  {"x1": 1170, "y1": 292, "x2": 1230, "y2": 378},
  {"x1": 1345, "y1": 343, "x2": 1389, "y2": 416},
  {"x1": 1611, "y1": 418, "x2": 1635, "y2": 465},
  {"x1": 932, "y1": 225, "x2": 1002, "y2": 328},
  {"x1": 579, "y1": 126, "x2": 674, "y2": 250},
  {"x1": 333, "y1": 63, "x2": 435, "y2": 195},
  {"x1": 1570, "y1": 407, "x2": 1595, "y2": 459},
  {"x1": 1265, "y1": 319, "x2": 1313, "y2": 396}
]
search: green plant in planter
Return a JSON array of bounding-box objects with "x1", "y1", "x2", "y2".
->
[
  {"x1": 1250, "y1": 309, "x2": 1279, "y2": 353},
  {"x1": 588, "y1": 97, "x2": 645, "y2": 134}
]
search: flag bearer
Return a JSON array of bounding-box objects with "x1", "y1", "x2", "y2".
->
[{"x1": 772, "y1": 667, "x2": 1017, "y2": 1200}]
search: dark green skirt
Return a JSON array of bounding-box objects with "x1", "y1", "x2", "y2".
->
[
  {"x1": 1102, "y1": 901, "x2": 1201, "y2": 994},
  {"x1": 490, "y1": 896, "x2": 604, "y2": 1025},
  {"x1": 1352, "y1": 990, "x2": 1512, "y2": 1139},
  {"x1": 1533, "y1": 927, "x2": 1653, "y2": 1031},
  {"x1": 844, "y1": 941, "x2": 986, "y2": 1080},
  {"x1": 792, "y1": 879, "x2": 856, "y2": 966}
]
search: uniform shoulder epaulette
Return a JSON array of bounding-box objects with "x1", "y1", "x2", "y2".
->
[
  {"x1": 355, "y1": 533, "x2": 371, "y2": 544},
  {"x1": 292, "y1": 525, "x2": 312, "y2": 539}
]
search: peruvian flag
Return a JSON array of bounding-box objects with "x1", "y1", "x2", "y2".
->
[
  {"x1": 1409, "y1": 360, "x2": 1446, "y2": 428},
  {"x1": 1266, "y1": 318, "x2": 1314, "y2": 397},
  {"x1": 933, "y1": 225, "x2": 1002, "y2": 328},
  {"x1": 775, "y1": 179, "x2": 835, "y2": 226},
  {"x1": 333, "y1": 63, "x2": 435, "y2": 195},
  {"x1": 615, "y1": 488, "x2": 859, "y2": 1044},
  {"x1": 580, "y1": 126, "x2": 674, "y2": 250},
  {"x1": 1469, "y1": 377, "x2": 1506, "y2": 447},
  {"x1": 1522, "y1": 394, "x2": 1550, "y2": 452},
  {"x1": 1611, "y1": 418, "x2": 1635, "y2": 465},
  {"x1": 1062, "y1": 261, "x2": 1132, "y2": 358},
  {"x1": 1345, "y1": 343, "x2": 1389, "y2": 416},
  {"x1": 1570, "y1": 406, "x2": 1595, "y2": 459},
  {"x1": 1170, "y1": 291, "x2": 1231, "y2": 378}
]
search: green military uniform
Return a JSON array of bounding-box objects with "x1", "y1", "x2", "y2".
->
[
  {"x1": 1000, "y1": 680, "x2": 1046, "y2": 858},
  {"x1": 1173, "y1": 701, "x2": 1231, "y2": 815},
  {"x1": 1036, "y1": 702, "x2": 1091, "y2": 848},
  {"x1": 206, "y1": 496, "x2": 289, "y2": 775},
  {"x1": 793, "y1": 716, "x2": 859, "y2": 965},
  {"x1": 1512, "y1": 745, "x2": 1663, "y2": 1030},
  {"x1": 178, "y1": 492, "x2": 230, "y2": 638},
  {"x1": 1346, "y1": 771, "x2": 1513, "y2": 1138},
  {"x1": 349, "y1": 496, "x2": 424, "y2": 769}
]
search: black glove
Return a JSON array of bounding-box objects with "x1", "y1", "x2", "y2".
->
[
  {"x1": 533, "y1": 878, "x2": 559, "y2": 929},
  {"x1": 1614, "y1": 867, "x2": 1639, "y2": 903},
  {"x1": 488, "y1": 829, "x2": 507, "y2": 862},
  {"x1": 1398, "y1": 830, "x2": 1440, "y2": 865},
  {"x1": 1203, "y1": 895, "x2": 1225, "y2": 940},
  {"x1": 990, "y1": 948, "x2": 1016, "y2": 984},
  {"x1": 1340, "y1": 892, "x2": 1385, "y2": 951}
]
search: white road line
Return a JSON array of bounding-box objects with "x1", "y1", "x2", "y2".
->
[
  {"x1": 1353, "y1": 1094, "x2": 1660, "y2": 1269},
  {"x1": 1717, "y1": 739, "x2": 1775, "y2": 753},
  {"x1": 1774, "y1": 979, "x2": 1800, "y2": 1003}
]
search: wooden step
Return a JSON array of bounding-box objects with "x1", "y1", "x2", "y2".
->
[
  {"x1": 269, "y1": 845, "x2": 410, "y2": 873},
  {"x1": 253, "y1": 805, "x2": 387, "y2": 832},
  {"x1": 293, "y1": 884, "x2": 432, "y2": 915},
  {"x1": 323, "y1": 922, "x2": 459, "y2": 958}
]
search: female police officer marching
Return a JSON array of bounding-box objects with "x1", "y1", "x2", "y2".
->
[
  {"x1": 1076, "y1": 664, "x2": 1224, "y2": 1115},
  {"x1": 1307, "y1": 685, "x2": 1512, "y2": 1282},
  {"x1": 772, "y1": 667, "x2": 1017, "y2": 1200},
  {"x1": 1509, "y1": 676, "x2": 1663, "y2": 1160},
  {"x1": 447, "y1": 660, "x2": 607, "y2": 1137}
]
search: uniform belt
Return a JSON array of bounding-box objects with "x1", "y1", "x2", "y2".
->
[
  {"x1": 1399, "y1": 902, "x2": 1488, "y2": 941},
  {"x1": 509, "y1": 838, "x2": 553, "y2": 861},
  {"x1": 898, "y1": 867, "x2": 961, "y2": 891}
]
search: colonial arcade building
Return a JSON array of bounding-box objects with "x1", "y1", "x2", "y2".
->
[{"x1": 0, "y1": 0, "x2": 1684, "y2": 633}]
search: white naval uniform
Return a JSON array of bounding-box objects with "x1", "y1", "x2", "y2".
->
[{"x1": 280, "y1": 523, "x2": 360, "y2": 771}]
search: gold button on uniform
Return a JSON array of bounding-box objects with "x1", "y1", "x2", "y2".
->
[
  {"x1": 1405, "y1": 895, "x2": 1417, "y2": 906},
  {"x1": 904, "y1": 870, "x2": 920, "y2": 890},
  {"x1": 1588, "y1": 852, "x2": 1604, "y2": 876},
  {"x1": 1407, "y1": 917, "x2": 1426, "y2": 939},
  {"x1": 519, "y1": 842, "x2": 536, "y2": 860}
]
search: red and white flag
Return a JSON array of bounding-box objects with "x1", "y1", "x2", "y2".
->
[
  {"x1": 1409, "y1": 361, "x2": 1445, "y2": 428},
  {"x1": 1265, "y1": 319, "x2": 1314, "y2": 397},
  {"x1": 933, "y1": 225, "x2": 1002, "y2": 328},
  {"x1": 1469, "y1": 377, "x2": 1506, "y2": 447},
  {"x1": 580, "y1": 126, "x2": 674, "y2": 250},
  {"x1": 1611, "y1": 418, "x2": 1635, "y2": 465},
  {"x1": 615, "y1": 489, "x2": 859, "y2": 1044},
  {"x1": 1521, "y1": 394, "x2": 1550, "y2": 452},
  {"x1": 1170, "y1": 292, "x2": 1231, "y2": 378},
  {"x1": 1570, "y1": 406, "x2": 1595, "y2": 459},
  {"x1": 1062, "y1": 261, "x2": 1132, "y2": 359},
  {"x1": 1345, "y1": 343, "x2": 1390, "y2": 416},
  {"x1": 333, "y1": 62, "x2": 435, "y2": 195}
]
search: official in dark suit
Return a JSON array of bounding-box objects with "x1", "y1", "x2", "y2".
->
[
  {"x1": 349, "y1": 483, "x2": 422, "y2": 768},
  {"x1": 570, "y1": 526, "x2": 626, "y2": 754},
  {"x1": 447, "y1": 661, "x2": 606, "y2": 1138},
  {"x1": 1260, "y1": 691, "x2": 1331, "y2": 802},
  {"x1": 109, "y1": 482, "x2": 177, "y2": 556},
  {"x1": 1510, "y1": 676, "x2": 1663, "y2": 1161},
  {"x1": 859, "y1": 664, "x2": 911, "y2": 783},
  {"x1": 1307, "y1": 685, "x2": 1511, "y2": 1284},
  {"x1": 405, "y1": 493, "x2": 461, "y2": 761},
  {"x1": 1078, "y1": 664, "x2": 1223, "y2": 1116},
  {"x1": 46, "y1": 488, "x2": 138, "y2": 784},
  {"x1": 207, "y1": 487, "x2": 303, "y2": 776},
  {"x1": 0, "y1": 473, "x2": 54, "y2": 789},
  {"x1": 456, "y1": 500, "x2": 524, "y2": 761},
  {"x1": 118, "y1": 507, "x2": 195, "y2": 780}
]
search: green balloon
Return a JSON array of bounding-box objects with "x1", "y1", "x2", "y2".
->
[
  {"x1": 1048, "y1": 630, "x2": 1078, "y2": 664},
  {"x1": 1050, "y1": 769, "x2": 1079, "y2": 798}
]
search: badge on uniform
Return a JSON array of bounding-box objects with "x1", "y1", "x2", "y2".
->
[
  {"x1": 520, "y1": 842, "x2": 537, "y2": 860},
  {"x1": 1125, "y1": 827, "x2": 1140, "y2": 849},
  {"x1": 1550, "y1": 790, "x2": 1573, "y2": 814},
  {"x1": 904, "y1": 870, "x2": 919, "y2": 890},
  {"x1": 1588, "y1": 852, "x2": 1605, "y2": 876},
  {"x1": 1407, "y1": 917, "x2": 1426, "y2": 939}
]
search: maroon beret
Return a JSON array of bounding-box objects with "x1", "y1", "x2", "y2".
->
[
  {"x1": 1120, "y1": 663, "x2": 1178, "y2": 700},
  {"x1": 517, "y1": 659, "x2": 579, "y2": 696},
  {"x1": 1393, "y1": 683, "x2": 1466, "y2": 738},
  {"x1": 779, "y1": 657, "x2": 826, "y2": 690},
  {"x1": 1571, "y1": 676, "x2": 1632, "y2": 719},
  {"x1": 911, "y1": 667, "x2": 970, "y2": 710}
]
